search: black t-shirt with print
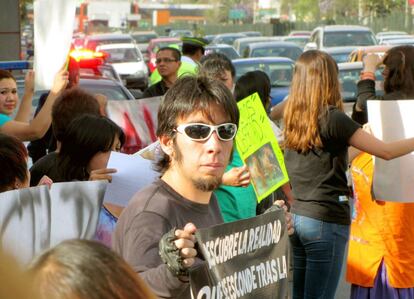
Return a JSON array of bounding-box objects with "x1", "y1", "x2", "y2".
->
[{"x1": 284, "y1": 107, "x2": 361, "y2": 225}]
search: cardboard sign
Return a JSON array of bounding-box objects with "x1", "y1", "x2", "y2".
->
[
  {"x1": 106, "y1": 97, "x2": 161, "y2": 154},
  {"x1": 368, "y1": 100, "x2": 414, "y2": 202},
  {"x1": 0, "y1": 181, "x2": 106, "y2": 264},
  {"x1": 190, "y1": 210, "x2": 289, "y2": 299},
  {"x1": 236, "y1": 93, "x2": 289, "y2": 202},
  {"x1": 34, "y1": 0, "x2": 77, "y2": 90}
]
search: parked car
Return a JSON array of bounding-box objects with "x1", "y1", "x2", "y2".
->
[
  {"x1": 376, "y1": 31, "x2": 408, "y2": 39},
  {"x1": 377, "y1": 34, "x2": 413, "y2": 45},
  {"x1": 380, "y1": 37, "x2": 414, "y2": 46},
  {"x1": 212, "y1": 33, "x2": 247, "y2": 45},
  {"x1": 96, "y1": 43, "x2": 148, "y2": 90},
  {"x1": 348, "y1": 45, "x2": 393, "y2": 62},
  {"x1": 168, "y1": 29, "x2": 193, "y2": 38},
  {"x1": 288, "y1": 30, "x2": 311, "y2": 37},
  {"x1": 146, "y1": 37, "x2": 181, "y2": 73},
  {"x1": 232, "y1": 57, "x2": 295, "y2": 106},
  {"x1": 233, "y1": 36, "x2": 284, "y2": 57},
  {"x1": 245, "y1": 41, "x2": 303, "y2": 61},
  {"x1": 205, "y1": 44, "x2": 240, "y2": 60},
  {"x1": 83, "y1": 33, "x2": 135, "y2": 51},
  {"x1": 324, "y1": 46, "x2": 356, "y2": 63},
  {"x1": 240, "y1": 31, "x2": 262, "y2": 37},
  {"x1": 204, "y1": 34, "x2": 217, "y2": 44},
  {"x1": 131, "y1": 31, "x2": 159, "y2": 62},
  {"x1": 282, "y1": 36, "x2": 310, "y2": 49},
  {"x1": 305, "y1": 25, "x2": 377, "y2": 51},
  {"x1": 78, "y1": 76, "x2": 136, "y2": 101}
]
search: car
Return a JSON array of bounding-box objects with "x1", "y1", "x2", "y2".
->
[
  {"x1": 83, "y1": 33, "x2": 135, "y2": 51},
  {"x1": 96, "y1": 43, "x2": 148, "y2": 90},
  {"x1": 288, "y1": 30, "x2": 311, "y2": 37},
  {"x1": 205, "y1": 44, "x2": 240, "y2": 60},
  {"x1": 338, "y1": 61, "x2": 384, "y2": 106},
  {"x1": 324, "y1": 46, "x2": 356, "y2": 63},
  {"x1": 240, "y1": 31, "x2": 262, "y2": 37},
  {"x1": 232, "y1": 57, "x2": 295, "y2": 106},
  {"x1": 168, "y1": 29, "x2": 193, "y2": 38},
  {"x1": 348, "y1": 45, "x2": 393, "y2": 62},
  {"x1": 212, "y1": 33, "x2": 247, "y2": 45},
  {"x1": 282, "y1": 36, "x2": 310, "y2": 49},
  {"x1": 379, "y1": 37, "x2": 414, "y2": 45},
  {"x1": 130, "y1": 31, "x2": 159, "y2": 62},
  {"x1": 376, "y1": 31, "x2": 408, "y2": 39},
  {"x1": 233, "y1": 36, "x2": 284, "y2": 57},
  {"x1": 377, "y1": 34, "x2": 413, "y2": 44},
  {"x1": 204, "y1": 34, "x2": 216, "y2": 44},
  {"x1": 304, "y1": 25, "x2": 377, "y2": 51},
  {"x1": 78, "y1": 76, "x2": 136, "y2": 101},
  {"x1": 245, "y1": 41, "x2": 303, "y2": 61},
  {"x1": 146, "y1": 37, "x2": 181, "y2": 73}
]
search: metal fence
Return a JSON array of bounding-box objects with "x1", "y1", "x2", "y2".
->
[{"x1": 151, "y1": 9, "x2": 412, "y2": 37}]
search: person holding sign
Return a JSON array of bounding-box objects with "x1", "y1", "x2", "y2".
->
[
  {"x1": 347, "y1": 46, "x2": 414, "y2": 298},
  {"x1": 0, "y1": 66, "x2": 68, "y2": 141},
  {"x1": 114, "y1": 75, "x2": 294, "y2": 298},
  {"x1": 0, "y1": 70, "x2": 34, "y2": 123},
  {"x1": 283, "y1": 50, "x2": 414, "y2": 299}
]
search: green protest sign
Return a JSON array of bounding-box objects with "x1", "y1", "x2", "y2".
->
[{"x1": 235, "y1": 93, "x2": 289, "y2": 202}]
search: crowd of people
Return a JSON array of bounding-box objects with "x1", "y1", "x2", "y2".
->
[{"x1": 1, "y1": 37, "x2": 414, "y2": 299}]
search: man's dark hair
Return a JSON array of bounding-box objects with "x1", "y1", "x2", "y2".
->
[
  {"x1": 155, "y1": 75, "x2": 239, "y2": 173},
  {"x1": 0, "y1": 133, "x2": 28, "y2": 192},
  {"x1": 182, "y1": 43, "x2": 204, "y2": 56},
  {"x1": 51, "y1": 88, "x2": 101, "y2": 142},
  {"x1": 157, "y1": 47, "x2": 181, "y2": 61},
  {"x1": 199, "y1": 53, "x2": 235, "y2": 79}
]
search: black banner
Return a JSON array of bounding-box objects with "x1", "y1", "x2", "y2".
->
[{"x1": 190, "y1": 210, "x2": 288, "y2": 299}]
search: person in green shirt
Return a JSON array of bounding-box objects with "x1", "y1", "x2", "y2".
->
[{"x1": 149, "y1": 37, "x2": 208, "y2": 85}]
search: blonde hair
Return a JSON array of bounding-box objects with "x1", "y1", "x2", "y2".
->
[{"x1": 283, "y1": 50, "x2": 343, "y2": 153}]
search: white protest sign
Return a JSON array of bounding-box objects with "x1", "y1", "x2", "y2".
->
[
  {"x1": 104, "y1": 152, "x2": 158, "y2": 207},
  {"x1": 0, "y1": 186, "x2": 50, "y2": 265},
  {"x1": 0, "y1": 181, "x2": 106, "y2": 264},
  {"x1": 34, "y1": 0, "x2": 77, "y2": 90},
  {"x1": 50, "y1": 181, "x2": 107, "y2": 246},
  {"x1": 368, "y1": 100, "x2": 414, "y2": 202}
]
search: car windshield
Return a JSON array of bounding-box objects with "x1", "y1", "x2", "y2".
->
[
  {"x1": 235, "y1": 62, "x2": 294, "y2": 87},
  {"x1": 103, "y1": 47, "x2": 141, "y2": 63},
  {"x1": 133, "y1": 34, "x2": 158, "y2": 43},
  {"x1": 250, "y1": 46, "x2": 302, "y2": 61},
  {"x1": 324, "y1": 31, "x2": 376, "y2": 47},
  {"x1": 283, "y1": 37, "x2": 309, "y2": 48}
]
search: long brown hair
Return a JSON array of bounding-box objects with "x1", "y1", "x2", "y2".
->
[{"x1": 283, "y1": 50, "x2": 343, "y2": 153}]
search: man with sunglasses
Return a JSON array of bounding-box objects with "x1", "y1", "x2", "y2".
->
[
  {"x1": 113, "y1": 75, "x2": 239, "y2": 298},
  {"x1": 142, "y1": 47, "x2": 181, "y2": 98}
]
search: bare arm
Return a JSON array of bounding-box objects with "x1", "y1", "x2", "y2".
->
[
  {"x1": 1, "y1": 68, "x2": 68, "y2": 141},
  {"x1": 14, "y1": 71, "x2": 34, "y2": 122},
  {"x1": 349, "y1": 128, "x2": 414, "y2": 160},
  {"x1": 270, "y1": 99, "x2": 287, "y2": 121}
]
